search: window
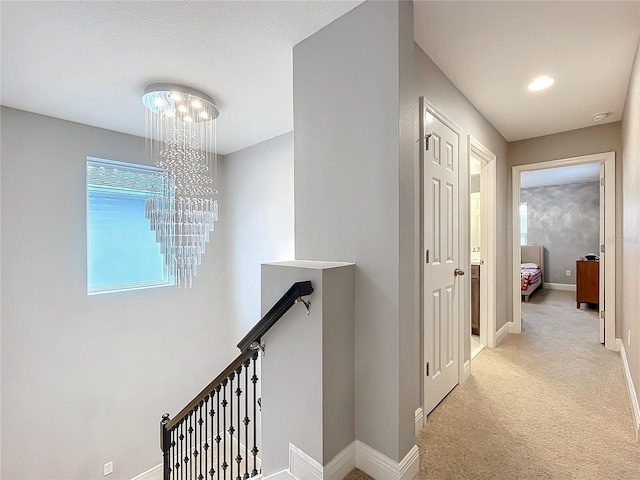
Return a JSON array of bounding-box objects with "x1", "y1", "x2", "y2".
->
[
  {"x1": 86, "y1": 157, "x2": 174, "y2": 294},
  {"x1": 519, "y1": 201, "x2": 528, "y2": 246}
]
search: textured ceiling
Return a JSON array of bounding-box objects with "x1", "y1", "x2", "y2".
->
[
  {"x1": 0, "y1": 0, "x2": 361, "y2": 155},
  {"x1": 414, "y1": 1, "x2": 640, "y2": 142},
  {"x1": 3, "y1": 1, "x2": 639, "y2": 152},
  {"x1": 521, "y1": 163, "x2": 601, "y2": 189}
]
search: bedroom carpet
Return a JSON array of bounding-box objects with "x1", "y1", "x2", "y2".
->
[{"x1": 413, "y1": 289, "x2": 639, "y2": 480}]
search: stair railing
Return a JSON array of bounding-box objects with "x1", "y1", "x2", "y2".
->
[{"x1": 160, "y1": 280, "x2": 314, "y2": 480}]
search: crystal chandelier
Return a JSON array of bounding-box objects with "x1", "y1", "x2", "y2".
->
[{"x1": 142, "y1": 83, "x2": 219, "y2": 288}]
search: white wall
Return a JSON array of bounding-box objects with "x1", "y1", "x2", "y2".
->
[
  {"x1": 0, "y1": 107, "x2": 236, "y2": 480},
  {"x1": 413, "y1": 45, "x2": 509, "y2": 363},
  {"x1": 224, "y1": 132, "x2": 295, "y2": 342},
  {"x1": 293, "y1": 0, "x2": 418, "y2": 462},
  {"x1": 622, "y1": 37, "x2": 640, "y2": 414}
]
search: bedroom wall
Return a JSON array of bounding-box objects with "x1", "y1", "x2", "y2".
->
[
  {"x1": 0, "y1": 107, "x2": 236, "y2": 480},
  {"x1": 520, "y1": 181, "x2": 600, "y2": 285},
  {"x1": 508, "y1": 122, "x2": 623, "y2": 337}
]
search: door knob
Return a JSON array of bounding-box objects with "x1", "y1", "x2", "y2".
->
[{"x1": 454, "y1": 268, "x2": 465, "y2": 276}]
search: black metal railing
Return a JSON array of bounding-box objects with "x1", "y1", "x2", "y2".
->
[{"x1": 161, "y1": 281, "x2": 313, "y2": 480}]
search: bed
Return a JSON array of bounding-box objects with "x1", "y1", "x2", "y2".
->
[{"x1": 521, "y1": 245, "x2": 544, "y2": 301}]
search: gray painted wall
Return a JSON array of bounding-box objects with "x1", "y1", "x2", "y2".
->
[
  {"x1": 413, "y1": 45, "x2": 510, "y2": 358},
  {"x1": 0, "y1": 107, "x2": 236, "y2": 479},
  {"x1": 224, "y1": 133, "x2": 295, "y2": 341},
  {"x1": 521, "y1": 182, "x2": 600, "y2": 284},
  {"x1": 293, "y1": 0, "x2": 417, "y2": 462},
  {"x1": 621, "y1": 37, "x2": 640, "y2": 423},
  {"x1": 508, "y1": 122, "x2": 623, "y2": 336},
  {"x1": 260, "y1": 262, "x2": 355, "y2": 473}
]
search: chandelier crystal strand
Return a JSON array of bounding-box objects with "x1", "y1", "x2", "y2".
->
[{"x1": 142, "y1": 84, "x2": 219, "y2": 288}]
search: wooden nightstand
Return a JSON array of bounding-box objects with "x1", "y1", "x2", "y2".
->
[{"x1": 576, "y1": 260, "x2": 599, "y2": 308}]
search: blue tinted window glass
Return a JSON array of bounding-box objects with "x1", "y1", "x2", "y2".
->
[{"x1": 87, "y1": 158, "x2": 173, "y2": 294}]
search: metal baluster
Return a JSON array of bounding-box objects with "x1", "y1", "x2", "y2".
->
[
  {"x1": 228, "y1": 372, "x2": 234, "y2": 480},
  {"x1": 216, "y1": 386, "x2": 221, "y2": 480},
  {"x1": 222, "y1": 380, "x2": 228, "y2": 480},
  {"x1": 243, "y1": 358, "x2": 250, "y2": 480},
  {"x1": 179, "y1": 421, "x2": 184, "y2": 480},
  {"x1": 204, "y1": 395, "x2": 209, "y2": 480},
  {"x1": 171, "y1": 427, "x2": 176, "y2": 480},
  {"x1": 235, "y1": 365, "x2": 242, "y2": 480},
  {"x1": 198, "y1": 402, "x2": 204, "y2": 480},
  {"x1": 251, "y1": 352, "x2": 259, "y2": 476},
  {"x1": 188, "y1": 413, "x2": 193, "y2": 480}
]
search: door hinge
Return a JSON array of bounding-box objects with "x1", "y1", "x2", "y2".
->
[
  {"x1": 425, "y1": 362, "x2": 430, "y2": 377},
  {"x1": 600, "y1": 177, "x2": 605, "y2": 187},
  {"x1": 600, "y1": 243, "x2": 605, "y2": 253},
  {"x1": 600, "y1": 311, "x2": 605, "y2": 320},
  {"x1": 425, "y1": 249, "x2": 430, "y2": 264},
  {"x1": 425, "y1": 133, "x2": 432, "y2": 151}
]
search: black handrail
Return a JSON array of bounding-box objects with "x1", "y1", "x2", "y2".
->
[
  {"x1": 160, "y1": 281, "x2": 313, "y2": 480},
  {"x1": 165, "y1": 349, "x2": 254, "y2": 431},
  {"x1": 237, "y1": 280, "x2": 314, "y2": 352}
]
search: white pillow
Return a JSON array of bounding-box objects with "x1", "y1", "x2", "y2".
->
[{"x1": 521, "y1": 262, "x2": 539, "y2": 269}]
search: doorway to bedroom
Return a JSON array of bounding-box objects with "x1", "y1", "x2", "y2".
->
[{"x1": 512, "y1": 152, "x2": 616, "y2": 350}]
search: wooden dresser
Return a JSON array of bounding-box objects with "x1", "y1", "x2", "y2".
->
[
  {"x1": 576, "y1": 260, "x2": 599, "y2": 308},
  {"x1": 471, "y1": 264, "x2": 480, "y2": 335}
]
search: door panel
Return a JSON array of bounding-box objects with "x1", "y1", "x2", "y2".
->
[{"x1": 423, "y1": 100, "x2": 460, "y2": 416}]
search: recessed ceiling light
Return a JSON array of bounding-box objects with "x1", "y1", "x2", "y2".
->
[
  {"x1": 528, "y1": 76, "x2": 555, "y2": 91},
  {"x1": 592, "y1": 112, "x2": 610, "y2": 122}
]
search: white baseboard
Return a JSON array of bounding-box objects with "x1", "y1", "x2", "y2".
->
[
  {"x1": 620, "y1": 343, "x2": 640, "y2": 441},
  {"x1": 462, "y1": 360, "x2": 471, "y2": 383},
  {"x1": 543, "y1": 282, "x2": 576, "y2": 291},
  {"x1": 324, "y1": 442, "x2": 356, "y2": 480},
  {"x1": 415, "y1": 408, "x2": 424, "y2": 437},
  {"x1": 355, "y1": 441, "x2": 419, "y2": 480},
  {"x1": 130, "y1": 463, "x2": 161, "y2": 480},
  {"x1": 496, "y1": 321, "x2": 512, "y2": 346},
  {"x1": 288, "y1": 440, "x2": 419, "y2": 480},
  {"x1": 290, "y1": 443, "x2": 323, "y2": 480}
]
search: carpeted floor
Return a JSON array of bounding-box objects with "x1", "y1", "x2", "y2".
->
[{"x1": 414, "y1": 289, "x2": 639, "y2": 479}]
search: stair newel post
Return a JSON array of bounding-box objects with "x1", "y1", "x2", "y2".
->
[{"x1": 161, "y1": 413, "x2": 171, "y2": 480}]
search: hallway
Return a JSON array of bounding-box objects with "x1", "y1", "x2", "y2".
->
[{"x1": 416, "y1": 290, "x2": 639, "y2": 479}]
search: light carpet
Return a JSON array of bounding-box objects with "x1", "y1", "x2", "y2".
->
[{"x1": 414, "y1": 289, "x2": 639, "y2": 480}]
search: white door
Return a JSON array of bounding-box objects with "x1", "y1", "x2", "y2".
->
[
  {"x1": 599, "y1": 163, "x2": 605, "y2": 343},
  {"x1": 423, "y1": 103, "x2": 461, "y2": 415}
]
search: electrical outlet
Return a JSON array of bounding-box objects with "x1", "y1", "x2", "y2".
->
[
  {"x1": 565, "y1": 270, "x2": 571, "y2": 277},
  {"x1": 104, "y1": 462, "x2": 113, "y2": 477},
  {"x1": 628, "y1": 330, "x2": 632, "y2": 348}
]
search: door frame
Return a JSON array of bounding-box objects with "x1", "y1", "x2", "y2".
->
[
  {"x1": 511, "y1": 151, "x2": 617, "y2": 350},
  {"x1": 420, "y1": 97, "x2": 468, "y2": 414},
  {"x1": 468, "y1": 137, "x2": 498, "y2": 349}
]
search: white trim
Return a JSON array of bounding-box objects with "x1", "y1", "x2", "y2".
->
[
  {"x1": 263, "y1": 470, "x2": 295, "y2": 480},
  {"x1": 469, "y1": 136, "x2": 497, "y2": 350},
  {"x1": 324, "y1": 442, "x2": 356, "y2": 480},
  {"x1": 543, "y1": 282, "x2": 577, "y2": 292},
  {"x1": 414, "y1": 407, "x2": 424, "y2": 437},
  {"x1": 620, "y1": 344, "x2": 640, "y2": 441},
  {"x1": 463, "y1": 359, "x2": 471, "y2": 379},
  {"x1": 496, "y1": 321, "x2": 512, "y2": 346},
  {"x1": 512, "y1": 152, "x2": 617, "y2": 350},
  {"x1": 423, "y1": 98, "x2": 463, "y2": 134},
  {"x1": 130, "y1": 463, "x2": 161, "y2": 480},
  {"x1": 289, "y1": 443, "x2": 322, "y2": 480},
  {"x1": 355, "y1": 441, "x2": 419, "y2": 480}
]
